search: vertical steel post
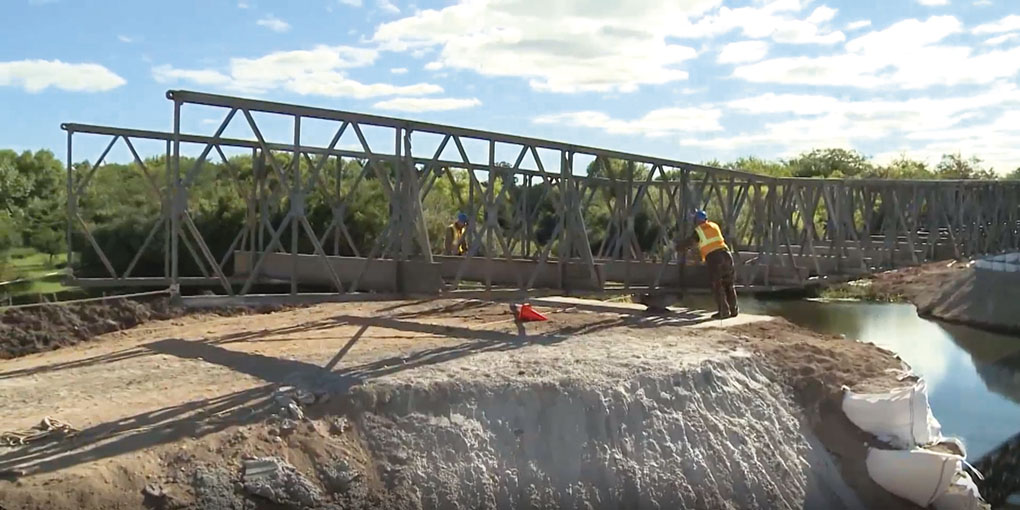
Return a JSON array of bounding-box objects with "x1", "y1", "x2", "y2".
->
[
  {"x1": 170, "y1": 98, "x2": 182, "y2": 298},
  {"x1": 404, "y1": 128, "x2": 433, "y2": 263},
  {"x1": 164, "y1": 139, "x2": 172, "y2": 279},
  {"x1": 65, "y1": 129, "x2": 74, "y2": 277},
  {"x1": 291, "y1": 115, "x2": 301, "y2": 295},
  {"x1": 257, "y1": 149, "x2": 267, "y2": 255},
  {"x1": 524, "y1": 175, "x2": 531, "y2": 258}
]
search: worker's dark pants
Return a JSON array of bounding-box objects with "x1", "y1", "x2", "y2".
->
[{"x1": 706, "y1": 249, "x2": 738, "y2": 316}]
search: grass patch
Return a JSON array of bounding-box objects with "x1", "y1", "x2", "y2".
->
[
  {"x1": 819, "y1": 280, "x2": 905, "y2": 302},
  {"x1": 1, "y1": 249, "x2": 76, "y2": 298}
]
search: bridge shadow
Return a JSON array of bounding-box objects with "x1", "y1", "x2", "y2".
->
[
  {"x1": 0, "y1": 384, "x2": 277, "y2": 477},
  {"x1": 0, "y1": 346, "x2": 151, "y2": 381},
  {"x1": 0, "y1": 306, "x2": 628, "y2": 478}
]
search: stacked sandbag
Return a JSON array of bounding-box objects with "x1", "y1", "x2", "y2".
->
[{"x1": 842, "y1": 380, "x2": 988, "y2": 509}]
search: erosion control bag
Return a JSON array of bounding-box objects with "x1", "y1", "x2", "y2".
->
[
  {"x1": 866, "y1": 448, "x2": 960, "y2": 507},
  {"x1": 841, "y1": 380, "x2": 942, "y2": 448}
]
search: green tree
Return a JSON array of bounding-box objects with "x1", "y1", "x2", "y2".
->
[
  {"x1": 786, "y1": 148, "x2": 873, "y2": 178},
  {"x1": 870, "y1": 155, "x2": 933, "y2": 180},
  {"x1": 0, "y1": 212, "x2": 20, "y2": 280},
  {"x1": 725, "y1": 156, "x2": 792, "y2": 177},
  {"x1": 934, "y1": 153, "x2": 996, "y2": 180}
]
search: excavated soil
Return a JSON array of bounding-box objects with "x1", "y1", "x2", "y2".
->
[
  {"x1": 0, "y1": 297, "x2": 283, "y2": 359},
  {"x1": 0, "y1": 299, "x2": 920, "y2": 509}
]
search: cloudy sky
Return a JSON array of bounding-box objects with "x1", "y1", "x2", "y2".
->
[{"x1": 2, "y1": 0, "x2": 1020, "y2": 173}]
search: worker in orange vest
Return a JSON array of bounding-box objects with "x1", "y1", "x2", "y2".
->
[
  {"x1": 676, "y1": 209, "x2": 738, "y2": 319},
  {"x1": 444, "y1": 212, "x2": 469, "y2": 255}
]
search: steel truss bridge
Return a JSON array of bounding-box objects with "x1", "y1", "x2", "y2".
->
[{"x1": 62, "y1": 90, "x2": 1020, "y2": 306}]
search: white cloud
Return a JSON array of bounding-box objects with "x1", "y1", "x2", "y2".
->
[
  {"x1": 534, "y1": 107, "x2": 723, "y2": 137},
  {"x1": 0, "y1": 59, "x2": 125, "y2": 92},
  {"x1": 875, "y1": 122, "x2": 1020, "y2": 175},
  {"x1": 984, "y1": 33, "x2": 1020, "y2": 46},
  {"x1": 973, "y1": 15, "x2": 1020, "y2": 34},
  {"x1": 973, "y1": 0, "x2": 992, "y2": 5},
  {"x1": 423, "y1": 61, "x2": 442, "y2": 71},
  {"x1": 256, "y1": 15, "x2": 291, "y2": 33},
  {"x1": 846, "y1": 20, "x2": 871, "y2": 31},
  {"x1": 733, "y1": 16, "x2": 1020, "y2": 90},
  {"x1": 152, "y1": 45, "x2": 443, "y2": 99},
  {"x1": 916, "y1": 0, "x2": 949, "y2": 5},
  {"x1": 373, "y1": 96, "x2": 480, "y2": 111},
  {"x1": 717, "y1": 40, "x2": 769, "y2": 64},
  {"x1": 237, "y1": 1, "x2": 250, "y2": 8},
  {"x1": 372, "y1": 0, "x2": 721, "y2": 93},
  {"x1": 682, "y1": 84, "x2": 1020, "y2": 172},
  {"x1": 390, "y1": 67, "x2": 408, "y2": 74},
  {"x1": 117, "y1": 35, "x2": 133, "y2": 43},
  {"x1": 676, "y1": 1, "x2": 846, "y2": 45},
  {"x1": 338, "y1": 0, "x2": 362, "y2": 5},
  {"x1": 152, "y1": 65, "x2": 231, "y2": 86},
  {"x1": 846, "y1": 15, "x2": 961, "y2": 51},
  {"x1": 806, "y1": 6, "x2": 837, "y2": 24},
  {"x1": 377, "y1": 0, "x2": 399, "y2": 14}
]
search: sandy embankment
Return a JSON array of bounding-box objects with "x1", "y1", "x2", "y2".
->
[
  {"x1": 869, "y1": 260, "x2": 1020, "y2": 334},
  {"x1": 0, "y1": 299, "x2": 922, "y2": 509}
]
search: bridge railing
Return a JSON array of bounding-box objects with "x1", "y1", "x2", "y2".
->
[{"x1": 60, "y1": 90, "x2": 1020, "y2": 304}]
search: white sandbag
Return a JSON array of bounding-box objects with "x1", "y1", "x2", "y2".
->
[
  {"x1": 842, "y1": 380, "x2": 943, "y2": 448},
  {"x1": 866, "y1": 448, "x2": 959, "y2": 507},
  {"x1": 933, "y1": 472, "x2": 988, "y2": 510}
]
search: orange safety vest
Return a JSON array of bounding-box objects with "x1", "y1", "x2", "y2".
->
[
  {"x1": 695, "y1": 221, "x2": 728, "y2": 261},
  {"x1": 449, "y1": 223, "x2": 467, "y2": 254}
]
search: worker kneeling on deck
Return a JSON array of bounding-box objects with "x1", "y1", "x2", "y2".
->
[
  {"x1": 676, "y1": 210, "x2": 738, "y2": 319},
  {"x1": 445, "y1": 212, "x2": 469, "y2": 256}
]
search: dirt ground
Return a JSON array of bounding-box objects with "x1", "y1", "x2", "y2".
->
[
  {"x1": 0, "y1": 298, "x2": 915, "y2": 509},
  {"x1": 0, "y1": 297, "x2": 286, "y2": 360},
  {"x1": 869, "y1": 260, "x2": 1020, "y2": 334}
]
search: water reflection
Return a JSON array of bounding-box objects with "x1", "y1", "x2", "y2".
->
[{"x1": 687, "y1": 296, "x2": 1020, "y2": 459}]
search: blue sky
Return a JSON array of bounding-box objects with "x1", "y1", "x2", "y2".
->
[{"x1": 2, "y1": 0, "x2": 1020, "y2": 172}]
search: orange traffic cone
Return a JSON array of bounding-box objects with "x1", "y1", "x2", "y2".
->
[{"x1": 516, "y1": 303, "x2": 548, "y2": 322}]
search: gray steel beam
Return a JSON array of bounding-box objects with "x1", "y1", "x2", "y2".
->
[{"x1": 165, "y1": 89, "x2": 763, "y2": 181}]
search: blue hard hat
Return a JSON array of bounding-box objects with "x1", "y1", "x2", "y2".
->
[
  {"x1": 693, "y1": 209, "x2": 708, "y2": 222},
  {"x1": 457, "y1": 212, "x2": 469, "y2": 223}
]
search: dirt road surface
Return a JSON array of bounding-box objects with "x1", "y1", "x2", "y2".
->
[{"x1": 0, "y1": 299, "x2": 913, "y2": 509}]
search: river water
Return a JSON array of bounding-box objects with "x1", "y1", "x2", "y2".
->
[{"x1": 734, "y1": 297, "x2": 1020, "y2": 459}]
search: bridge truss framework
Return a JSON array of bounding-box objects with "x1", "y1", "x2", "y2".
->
[{"x1": 62, "y1": 90, "x2": 1020, "y2": 305}]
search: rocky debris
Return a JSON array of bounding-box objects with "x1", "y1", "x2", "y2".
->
[
  {"x1": 142, "y1": 484, "x2": 166, "y2": 499},
  {"x1": 278, "y1": 419, "x2": 298, "y2": 436},
  {"x1": 191, "y1": 465, "x2": 245, "y2": 510},
  {"x1": 141, "y1": 483, "x2": 182, "y2": 510},
  {"x1": 328, "y1": 417, "x2": 349, "y2": 435},
  {"x1": 241, "y1": 457, "x2": 322, "y2": 509},
  {"x1": 318, "y1": 458, "x2": 361, "y2": 495},
  {"x1": 273, "y1": 388, "x2": 307, "y2": 421},
  {"x1": 295, "y1": 389, "x2": 316, "y2": 405}
]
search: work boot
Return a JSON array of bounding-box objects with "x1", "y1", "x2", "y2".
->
[
  {"x1": 711, "y1": 311, "x2": 730, "y2": 320},
  {"x1": 712, "y1": 286, "x2": 729, "y2": 320},
  {"x1": 729, "y1": 306, "x2": 739, "y2": 318}
]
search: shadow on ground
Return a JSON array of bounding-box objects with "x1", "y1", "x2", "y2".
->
[{"x1": 0, "y1": 300, "x2": 659, "y2": 477}]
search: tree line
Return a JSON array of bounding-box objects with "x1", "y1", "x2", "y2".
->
[{"x1": 1, "y1": 146, "x2": 1018, "y2": 281}]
